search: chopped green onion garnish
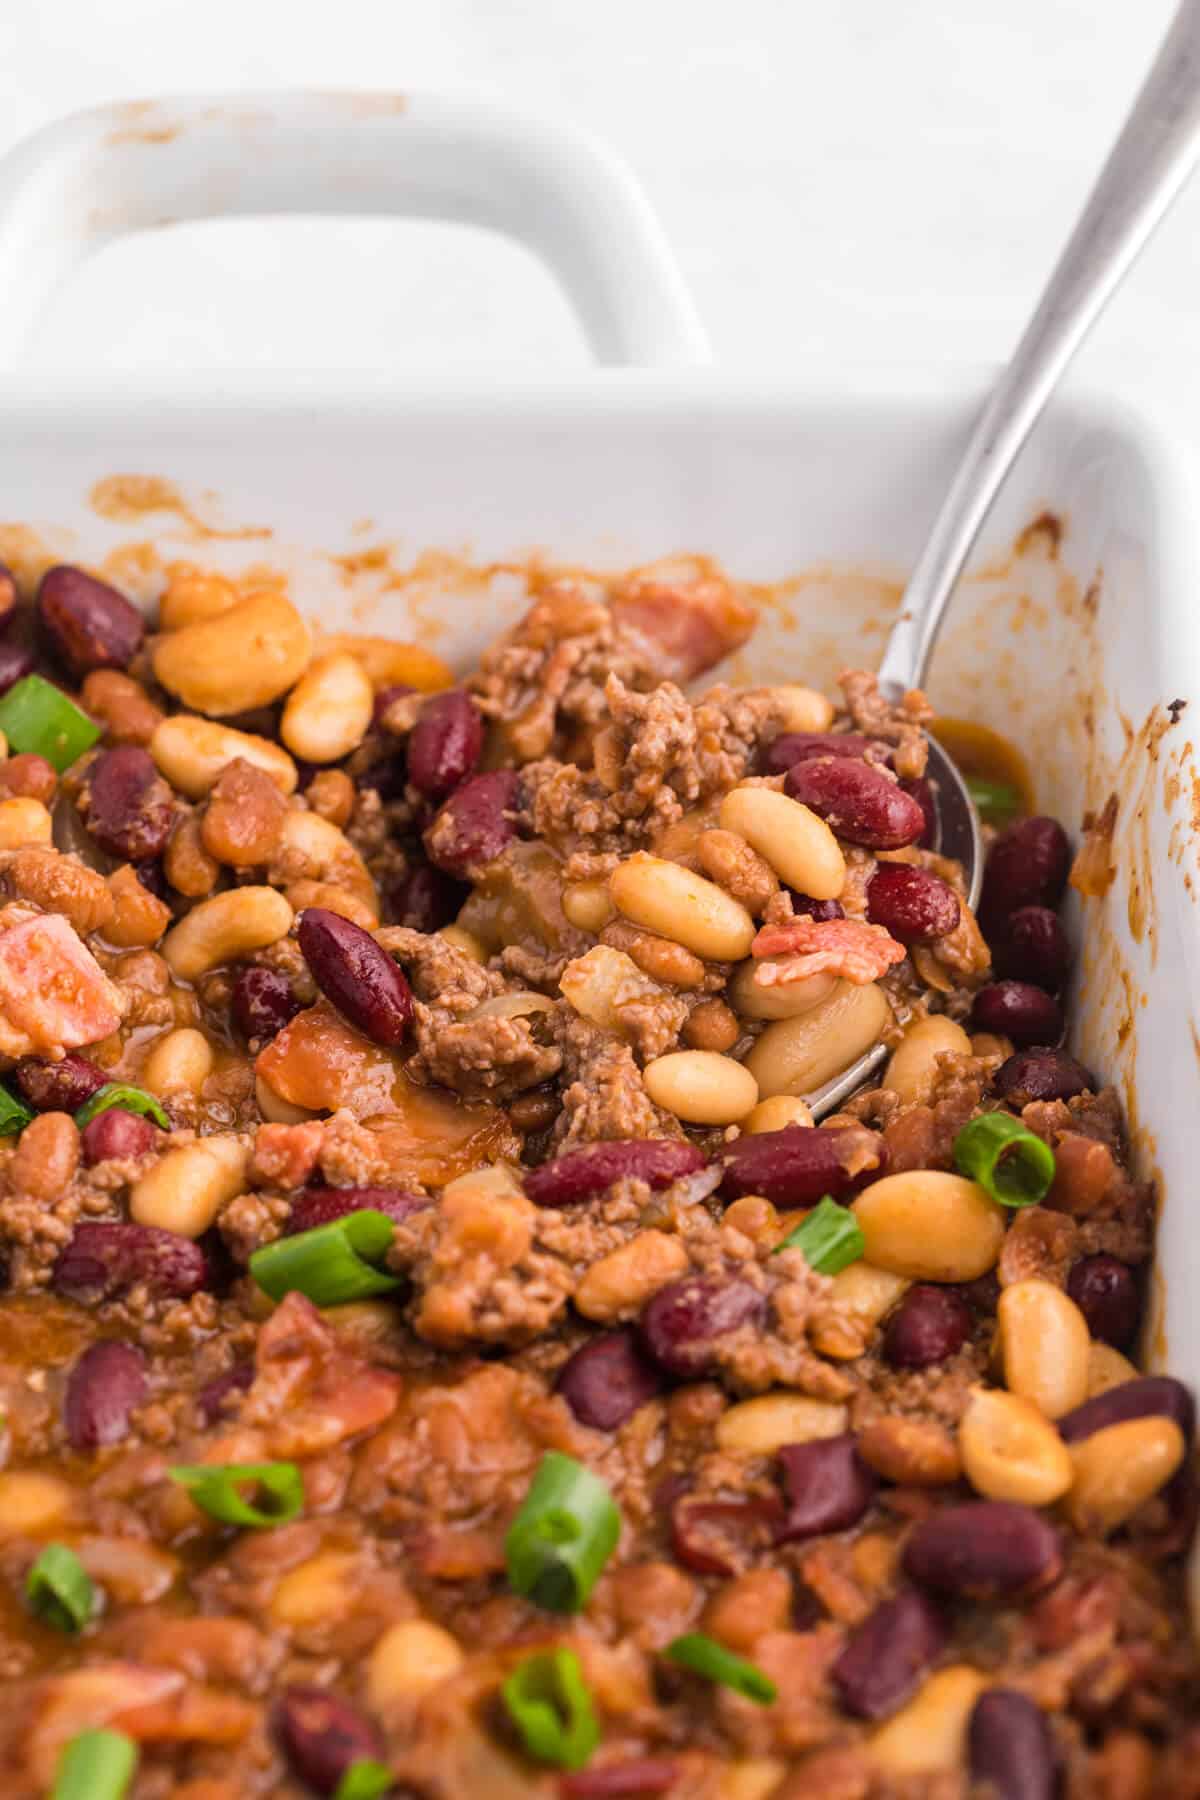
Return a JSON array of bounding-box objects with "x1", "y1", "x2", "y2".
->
[
  {"x1": 0, "y1": 1080, "x2": 33, "y2": 1136},
  {"x1": 966, "y1": 776, "x2": 1021, "y2": 826},
  {"x1": 51, "y1": 1729, "x2": 137, "y2": 1800},
  {"x1": 775, "y1": 1195, "x2": 865, "y2": 1274},
  {"x1": 169, "y1": 1460, "x2": 304, "y2": 1528},
  {"x1": 74, "y1": 1082, "x2": 169, "y2": 1131},
  {"x1": 26, "y1": 1543, "x2": 94, "y2": 1633},
  {"x1": 954, "y1": 1112, "x2": 1055, "y2": 1208},
  {"x1": 665, "y1": 1632, "x2": 777, "y2": 1704},
  {"x1": 501, "y1": 1648, "x2": 600, "y2": 1770},
  {"x1": 0, "y1": 674, "x2": 100, "y2": 772},
  {"x1": 505, "y1": 1452, "x2": 620, "y2": 1614},
  {"x1": 334, "y1": 1760, "x2": 394, "y2": 1800},
  {"x1": 249, "y1": 1208, "x2": 402, "y2": 1306}
]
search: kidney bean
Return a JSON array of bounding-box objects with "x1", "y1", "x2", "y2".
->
[
  {"x1": 763, "y1": 731, "x2": 878, "y2": 775},
  {"x1": 80, "y1": 1107, "x2": 158, "y2": 1167},
  {"x1": 360, "y1": 754, "x2": 408, "y2": 802},
  {"x1": 425, "y1": 768, "x2": 520, "y2": 877},
  {"x1": 0, "y1": 640, "x2": 34, "y2": 697},
  {"x1": 784, "y1": 757, "x2": 926, "y2": 850},
  {"x1": 718, "y1": 1125, "x2": 882, "y2": 1208},
  {"x1": 387, "y1": 864, "x2": 467, "y2": 933},
  {"x1": 52, "y1": 1222, "x2": 209, "y2": 1302},
  {"x1": 560, "y1": 1761, "x2": 681, "y2": 1797},
  {"x1": 406, "y1": 690, "x2": 484, "y2": 801},
  {"x1": 968, "y1": 1688, "x2": 1057, "y2": 1800},
  {"x1": 297, "y1": 907, "x2": 413, "y2": 1046},
  {"x1": 196, "y1": 1360, "x2": 254, "y2": 1424},
  {"x1": 994, "y1": 905, "x2": 1071, "y2": 990},
  {"x1": 556, "y1": 1328, "x2": 664, "y2": 1430},
  {"x1": 63, "y1": 1341, "x2": 148, "y2": 1450},
  {"x1": 970, "y1": 981, "x2": 1062, "y2": 1048},
  {"x1": 775, "y1": 1434, "x2": 877, "y2": 1542},
  {"x1": 866, "y1": 864, "x2": 960, "y2": 944},
  {"x1": 903, "y1": 1501, "x2": 1062, "y2": 1600},
  {"x1": 883, "y1": 1284, "x2": 972, "y2": 1369},
  {"x1": 992, "y1": 1046, "x2": 1092, "y2": 1104},
  {"x1": 639, "y1": 1277, "x2": 767, "y2": 1379},
  {"x1": 981, "y1": 815, "x2": 1071, "y2": 924},
  {"x1": 831, "y1": 1587, "x2": 947, "y2": 1720},
  {"x1": 231, "y1": 966, "x2": 302, "y2": 1046},
  {"x1": 669, "y1": 1494, "x2": 783, "y2": 1576},
  {"x1": 274, "y1": 1685, "x2": 384, "y2": 1796},
  {"x1": 287, "y1": 1187, "x2": 430, "y2": 1234},
  {"x1": 1057, "y1": 1374, "x2": 1195, "y2": 1446},
  {"x1": 86, "y1": 747, "x2": 174, "y2": 861},
  {"x1": 37, "y1": 564, "x2": 145, "y2": 678},
  {"x1": 526, "y1": 1139, "x2": 706, "y2": 1208},
  {"x1": 1067, "y1": 1255, "x2": 1140, "y2": 1348},
  {"x1": 900, "y1": 776, "x2": 937, "y2": 848},
  {"x1": 133, "y1": 857, "x2": 167, "y2": 900},
  {"x1": 788, "y1": 893, "x2": 845, "y2": 922},
  {"x1": 14, "y1": 1054, "x2": 106, "y2": 1113}
]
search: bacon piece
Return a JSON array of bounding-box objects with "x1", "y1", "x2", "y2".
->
[
  {"x1": 0, "y1": 907, "x2": 123, "y2": 1054},
  {"x1": 609, "y1": 571, "x2": 756, "y2": 682},
  {"x1": 752, "y1": 916, "x2": 906, "y2": 986},
  {"x1": 242, "y1": 1291, "x2": 402, "y2": 1457}
]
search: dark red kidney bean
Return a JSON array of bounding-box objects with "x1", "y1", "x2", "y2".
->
[
  {"x1": 955, "y1": 1270, "x2": 1001, "y2": 1315},
  {"x1": 287, "y1": 1187, "x2": 430, "y2": 1234},
  {"x1": 274, "y1": 1686, "x2": 384, "y2": 1797},
  {"x1": 831, "y1": 1588, "x2": 947, "y2": 1720},
  {"x1": 52, "y1": 1222, "x2": 209, "y2": 1302},
  {"x1": 981, "y1": 815, "x2": 1071, "y2": 924},
  {"x1": 37, "y1": 564, "x2": 145, "y2": 678},
  {"x1": 639, "y1": 1277, "x2": 767, "y2": 1379},
  {"x1": 866, "y1": 864, "x2": 960, "y2": 944},
  {"x1": 560, "y1": 1760, "x2": 681, "y2": 1797},
  {"x1": 86, "y1": 747, "x2": 174, "y2": 860},
  {"x1": 526, "y1": 1139, "x2": 706, "y2": 1208},
  {"x1": 1066, "y1": 1255, "x2": 1140, "y2": 1348},
  {"x1": 1132, "y1": 1461, "x2": 1200, "y2": 1561},
  {"x1": 900, "y1": 776, "x2": 937, "y2": 848},
  {"x1": 883, "y1": 1284, "x2": 972, "y2": 1369},
  {"x1": 903, "y1": 1501, "x2": 1062, "y2": 1600},
  {"x1": 14, "y1": 1054, "x2": 106, "y2": 1113},
  {"x1": 784, "y1": 757, "x2": 925, "y2": 850},
  {"x1": 387, "y1": 863, "x2": 467, "y2": 933},
  {"x1": 406, "y1": 690, "x2": 484, "y2": 801},
  {"x1": 79, "y1": 1107, "x2": 158, "y2": 1167},
  {"x1": 556, "y1": 1328, "x2": 664, "y2": 1430},
  {"x1": 718, "y1": 1125, "x2": 883, "y2": 1208},
  {"x1": 231, "y1": 966, "x2": 302, "y2": 1046},
  {"x1": 360, "y1": 754, "x2": 408, "y2": 801},
  {"x1": 968, "y1": 1688, "x2": 1057, "y2": 1800},
  {"x1": 372, "y1": 682, "x2": 416, "y2": 729},
  {"x1": 970, "y1": 981, "x2": 1062, "y2": 1048},
  {"x1": 1057, "y1": 1374, "x2": 1195, "y2": 1447},
  {"x1": 196, "y1": 1360, "x2": 254, "y2": 1424},
  {"x1": 669, "y1": 1494, "x2": 783, "y2": 1577},
  {"x1": 133, "y1": 857, "x2": 167, "y2": 900},
  {"x1": 787, "y1": 892, "x2": 845, "y2": 922},
  {"x1": 297, "y1": 907, "x2": 413, "y2": 1047},
  {"x1": 994, "y1": 905, "x2": 1071, "y2": 990},
  {"x1": 763, "y1": 731, "x2": 879, "y2": 775},
  {"x1": 775, "y1": 1434, "x2": 877, "y2": 1543},
  {"x1": 425, "y1": 768, "x2": 520, "y2": 877},
  {"x1": 992, "y1": 1046, "x2": 1092, "y2": 1104},
  {"x1": 63, "y1": 1341, "x2": 148, "y2": 1450},
  {"x1": 0, "y1": 640, "x2": 34, "y2": 697}
]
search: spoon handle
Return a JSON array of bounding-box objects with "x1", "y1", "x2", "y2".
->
[{"x1": 878, "y1": 0, "x2": 1200, "y2": 699}]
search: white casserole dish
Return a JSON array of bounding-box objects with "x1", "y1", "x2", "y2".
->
[{"x1": 0, "y1": 94, "x2": 1197, "y2": 1443}]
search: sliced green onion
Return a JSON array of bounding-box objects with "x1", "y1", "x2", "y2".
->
[
  {"x1": 505, "y1": 1452, "x2": 620, "y2": 1614},
  {"x1": 0, "y1": 674, "x2": 100, "y2": 772},
  {"x1": 665, "y1": 1632, "x2": 777, "y2": 1704},
  {"x1": 0, "y1": 1080, "x2": 33, "y2": 1136},
  {"x1": 74, "y1": 1082, "x2": 170, "y2": 1131},
  {"x1": 954, "y1": 1112, "x2": 1056, "y2": 1207},
  {"x1": 501, "y1": 1648, "x2": 600, "y2": 1770},
  {"x1": 52, "y1": 1729, "x2": 137, "y2": 1800},
  {"x1": 168, "y1": 1460, "x2": 303, "y2": 1528},
  {"x1": 26, "y1": 1543, "x2": 95, "y2": 1633},
  {"x1": 248, "y1": 1208, "x2": 401, "y2": 1306},
  {"x1": 333, "y1": 1760, "x2": 394, "y2": 1800},
  {"x1": 775, "y1": 1195, "x2": 865, "y2": 1274},
  {"x1": 966, "y1": 776, "x2": 1021, "y2": 826}
]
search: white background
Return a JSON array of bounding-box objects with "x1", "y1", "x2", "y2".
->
[{"x1": 0, "y1": 0, "x2": 1194, "y2": 416}]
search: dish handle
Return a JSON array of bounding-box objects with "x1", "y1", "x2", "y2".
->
[{"x1": 0, "y1": 90, "x2": 711, "y2": 369}]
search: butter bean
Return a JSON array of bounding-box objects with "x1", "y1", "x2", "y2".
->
[
  {"x1": 1067, "y1": 1415, "x2": 1185, "y2": 1534},
  {"x1": 885, "y1": 1014, "x2": 973, "y2": 1105},
  {"x1": 958, "y1": 1386, "x2": 1073, "y2": 1506},
  {"x1": 610, "y1": 853, "x2": 755, "y2": 961},
  {"x1": 716, "y1": 1393, "x2": 847, "y2": 1456},
  {"x1": 643, "y1": 1050, "x2": 758, "y2": 1125},
  {"x1": 854, "y1": 1172, "x2": 1005, "y2": 1281},
  {"x1": 745, "y1": 980, "x2": 892, "y2": 1098},
  {"x1": 719, "y1": 785, "x2": 845, "y2": 901},
  {"x1": 998, "y1": 1279, "x2": 1090, "y2": 1420}
]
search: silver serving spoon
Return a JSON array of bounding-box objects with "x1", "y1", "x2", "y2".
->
[{"x1": 810, "y1": 0, "x2": 1200, "y2": 1117}]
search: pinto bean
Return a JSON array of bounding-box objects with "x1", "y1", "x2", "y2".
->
[
  {"x1": 831, "y1": 1588, "x2": 947, "y2": 1720},
  {"x1": 64, "y1": 1341, "x2": 148, "y2": 1449},
  {"x1": 784, "y1": 757, "x2": 925, "y2": 850},
  {"x1": 902, "y1": 1501, "x2": 1062, "y2": 1600},
  {"x1": 556, "y1": 1328, "x2": 664, "y2": 1430},
  {"x1": 638, "y1": 1277, "x2": 767, "y2": 1378},
  {"x1": 525, "y1": 1139, "x2": 706, "y2": 1207},
  {"x1": 775, "y1": 1434, "x2": 877, "y2": 1542},
  {"x1": 37, "y1": 564, "x2": 144, "y2": 677}
]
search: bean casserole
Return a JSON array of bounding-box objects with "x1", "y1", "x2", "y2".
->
[{"x1": 0, "y1": 555, "x2": 1190, "y2": 1799}]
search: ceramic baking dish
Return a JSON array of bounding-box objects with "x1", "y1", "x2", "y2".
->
[{"x1": 0, "y1": 91, "x2": 1197, "y2": 1515}]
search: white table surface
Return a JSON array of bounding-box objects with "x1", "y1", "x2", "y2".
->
[{"x1": 0, "y1": 0, "x2": 1194, "y2": 433}]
